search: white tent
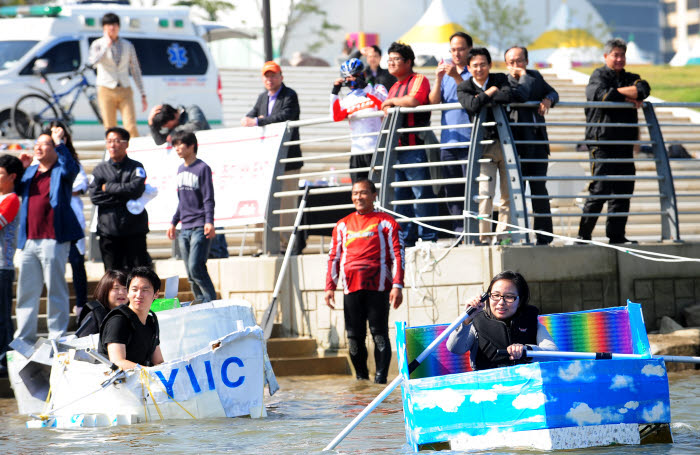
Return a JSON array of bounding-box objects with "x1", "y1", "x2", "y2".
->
[
  {"x1": 528, "y1": 1, "x2": 606, "y2": 68},
  {"x1": 397, "y1": 0, "x2": 473, "y2": 59},
  {"x1": 670, "y1": 39, "x2": 700, "y2": 66},
  {"x1": 625, "y1": 39, "x2": 651, "y2": 65}
]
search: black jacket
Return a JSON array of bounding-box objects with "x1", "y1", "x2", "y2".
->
[
  {"x1": 365, "y1": 67, "x2": 396, "y2": 90},
  {"x1": 585, "y1": 65, "x2": 650, "y2": 150},
  {"x1": 508, "y1": 69, "x2": 559, "y2": 156},
  {"x1": 472, "y1": 304, "x2": 539, "y2": 370},
  {"x1": 457, "y1": 72, "x2": 524, "y2": 140},
  {"x1": 89, "y1": 155, "x2": 149, "y2": 236},
  {"x1": 75, "y1": 300, "x2": 109, "y2": 338},
  {"x1": 247, "y1": 83, "x2": 303, "y2": 171}
]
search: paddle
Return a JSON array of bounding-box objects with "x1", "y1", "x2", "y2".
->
[
  {"x1": 324, "y1": 293, "x2": 487, "y2": 451},
  {"x1": 260, "y1": 185, "x2": 310, "y2": 340},
  {"x1": 504, "y1": 348, "x2": 700, "y2": 364}
]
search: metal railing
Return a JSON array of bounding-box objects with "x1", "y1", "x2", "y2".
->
[{"x1": 262, "y1": 100, "x2": 700, "y2": 253}]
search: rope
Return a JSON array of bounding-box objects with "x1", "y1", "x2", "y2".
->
[
  {"x1": 138, "y1": 368, "x2": 197, "y2": 420},
  {"x1": 376, "y1": 204, "x2": 700, "y2": 264}
]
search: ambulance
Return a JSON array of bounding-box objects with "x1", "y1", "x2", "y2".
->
[{"x1": 0, "y1": 3, "x2": 226, "y2": 139}]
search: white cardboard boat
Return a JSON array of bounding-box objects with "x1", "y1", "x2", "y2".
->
[{"x1": 8, "y1": 299, "x2": 278, "y2": 428}]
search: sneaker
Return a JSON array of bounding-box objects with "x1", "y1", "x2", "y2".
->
[{"x1": 609, "y1": 237, "x2": 638, "y2": 245}]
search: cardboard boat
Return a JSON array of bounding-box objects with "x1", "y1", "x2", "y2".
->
[
  {"x1": 8, "y1": 299, "x2": 279, "y2": 428},
  {"x1": 395, "y1": 302, "x2": 674, "y2": 451}
]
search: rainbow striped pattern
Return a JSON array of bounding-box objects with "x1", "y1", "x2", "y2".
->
[
  {"x1": 404, "y1": 324, "x2": 472, "y2": 379},
  {"x1": 538, "y1": 308, "x2": 634, "y2": 354}
]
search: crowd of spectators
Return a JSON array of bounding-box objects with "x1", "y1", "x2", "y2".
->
[{"x1": 0, "y1": 12, "x2": 650, "y2": 376}]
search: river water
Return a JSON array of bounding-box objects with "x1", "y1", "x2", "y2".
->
[{"x1": 1, "y1": 371, "x2": 698, "y2": 454}]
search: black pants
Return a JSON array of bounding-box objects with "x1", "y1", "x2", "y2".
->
[
  {"x1": 343, "y1": 290, "x2": 391, "y2": 382},
  {"x1": 520, "y1": 147, "x2": 553, "y2": 244},
  {"x1": 350, "y1": 153, "x2": 371, "y2": 183},
  {"x1": 68, "y1": 242, "x2": 88, "y2": 308},
  {"x1": 578, "y1": 147, "x2": 635, "y2": 241},
  {"x1": 99, "y1": 234, "x2": 152, "y2": 272}
]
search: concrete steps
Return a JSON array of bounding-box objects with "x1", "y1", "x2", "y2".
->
[{"x1": 265, "y1": 331, "x2": 351, "y2": 376}]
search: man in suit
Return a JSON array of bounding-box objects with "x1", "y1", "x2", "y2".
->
[
  {"x1": 241, "y1": 61, "x2": 303, "y2": 251},
  {"x1": 457, "y1": 48, "x2": 525, "y2": 244},
  {"x1": 505, "y1": 46, "x2": 559, "y2": 245}
]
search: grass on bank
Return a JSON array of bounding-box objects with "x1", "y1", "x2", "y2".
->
[{"x1": 573, "y1": 65, "x2": 700, "y2": 104}]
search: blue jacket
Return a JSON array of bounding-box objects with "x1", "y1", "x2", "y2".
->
[{"x1": 17, "y1": 143, "x2": 83, "y2": 249}]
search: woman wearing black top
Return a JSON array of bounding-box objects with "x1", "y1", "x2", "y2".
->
[{"x1": 75, "y1": 270, "x2": 128, "y2": 337}]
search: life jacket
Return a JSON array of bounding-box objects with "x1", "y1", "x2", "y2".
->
[
  {"x1": 98, "y1": 304, "x2": 160, "y2": 367},
  {"x1": 472, "y1": 304, "x2": 539, "y2": 370},
  {"x1": 75, "y1": 300, "x2": 109, "y2": 338}
]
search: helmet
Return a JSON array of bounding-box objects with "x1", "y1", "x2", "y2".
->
[{"x1": 340, "y1": 58, "x2": 364, "y2": 78}]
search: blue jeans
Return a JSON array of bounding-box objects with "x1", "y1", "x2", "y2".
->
[
  {"x1": 179, "y1": 227, "x2": 217, "y2": 303},
  {"x1": 394, "y1": 149, "x2": 438, "y2": 245},
  {"x1": 0, "y1": 269, "x2": 13, "y2": 362},
  {"x1": 15, "y1": 239, "x2": 70, "y2": 342}
]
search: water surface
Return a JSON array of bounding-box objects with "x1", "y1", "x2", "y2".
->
[{"x1": 1, "y1": 371, "x2": 698, "y2": 454}]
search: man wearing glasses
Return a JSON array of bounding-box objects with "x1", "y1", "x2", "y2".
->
[
  {"x1": 381, "y1": 42, "x2": 438, "y2": 247},
  {"x1": 504, "y1": 46, "x2": 559, "y2": 245},
  {"x1": 428, "y1": 32, "x2": 473, "y2": 233},
  {"x1": 90, "y1": 127, "x2": 151, "y2": 271}
]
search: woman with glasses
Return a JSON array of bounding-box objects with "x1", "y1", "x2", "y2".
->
[{"x1": 446, "y1": 270, "x2": 557, "y2": 370}]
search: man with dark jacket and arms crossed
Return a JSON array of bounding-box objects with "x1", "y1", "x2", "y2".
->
[
  {"x1": 90, "y1": 127, "x2": 151, "y2": 271},
  {"x1": 577, "y1": 38, "x2": 650, "y2": 244}
]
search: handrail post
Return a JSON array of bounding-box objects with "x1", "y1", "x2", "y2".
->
[
  {"x1": 642, "y1": 102, "x2": 681, "y2": 241},
  {"x1": 378, "y1": 109, "x2": 401, "y2": 209},
  {"x1": 493, "y1": 105, "x2": 529, "y2": 244},
  {"x1": 464, "y1": 111, "x2": 485, "y2": 244},
  {"x1": 263, "y1": 122, "x2": 294, "y2": 255},
  {"x1": 368, "y1": 111, "x2": 394, "y2": 184}
]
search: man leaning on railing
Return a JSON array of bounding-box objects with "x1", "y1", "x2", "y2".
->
[
  {"x1": 505, "y1": 46, "x2": 559, "y2": 245},
  {"x1": 576, "y1": 38, "x2": 651, "y2": 245}
]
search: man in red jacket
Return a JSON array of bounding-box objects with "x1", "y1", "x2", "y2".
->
[{"x1": 325, "y1": 179, "x2": 404, "y2": 383}]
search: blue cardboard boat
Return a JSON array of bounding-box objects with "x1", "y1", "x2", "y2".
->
[{"x1": 395, "y1": 302, "x2": 673, "y2": 451}]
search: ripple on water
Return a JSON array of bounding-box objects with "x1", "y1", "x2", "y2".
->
[{"x1": 0, "y1": 372, "x2": 698, "y2": 454}]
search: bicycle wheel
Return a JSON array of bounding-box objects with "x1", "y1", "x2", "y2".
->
[
  {"x1": 88, "y1": 92, "x2": 103, "y2": 125},
  {"x1": 12, "y1": 94, "x2": 60, "y2": 139}
]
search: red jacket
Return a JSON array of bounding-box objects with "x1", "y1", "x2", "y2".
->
[{"x1": 326, "y1": 210, "x2": 404, "y2": 294}]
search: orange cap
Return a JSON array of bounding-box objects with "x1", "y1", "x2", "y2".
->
[{"x1": 261, "y1": 61, "x2": 281, "y2": 75}]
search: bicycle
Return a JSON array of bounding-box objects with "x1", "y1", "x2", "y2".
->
[{"x1": 11, "y1": 61, "x2": 103, "y2": 139}]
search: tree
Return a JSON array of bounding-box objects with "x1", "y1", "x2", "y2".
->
[
  {"x1": 174, "y1": 0, "x2": 234, "y2": 22},
  {"x1": 465, "y1": 0, "x2": 531, "y2": 53},
  {"x1": 275, "y1": 0, "x2": 340, "y2": 57}
]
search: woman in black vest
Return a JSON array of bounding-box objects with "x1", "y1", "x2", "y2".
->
[
  {"x1": 446, "y1": 270, "x2": 557, "y2": 370},
  {"x1": 75, "y1": 270, "x2": 128, "y2": 337}
]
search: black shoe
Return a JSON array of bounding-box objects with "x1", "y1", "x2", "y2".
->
[
  {"x1": 374, "y1": 374, "x2": 387, "y2": 384},
  {"x1": 0, "y1": 365, "x2": 7, "y2": 378},
  {"x1": 356, "y1": 374, "x2": 369, "y2": 381},
  {"x1": 535, "y1": 239, "x2": 552, "y2": 246},
  {"x1": 609, "y1": 237, "x2": 638, "y2": 245}
]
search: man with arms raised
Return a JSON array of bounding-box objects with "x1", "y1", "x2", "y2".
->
[
  {"x1": 99, "y1": 266, "x2": 164, "y2": 370},
  {"x1": 504, "y1": 46, "x2": 558, "y2": 245},
  {"x1": 428, "y1": 32, "x2": 473, "y2": 232},
  {"x1": 325, "y1": 179, "x2": 404, "y2": 384},
  {"x1": 381, "y1": 42, "x2": 438, "y2": 246}
]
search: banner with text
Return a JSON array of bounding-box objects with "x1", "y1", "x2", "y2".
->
[{"x1": 125, "y1": 124, "x2": 285, "y2": 230}]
